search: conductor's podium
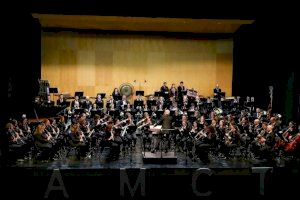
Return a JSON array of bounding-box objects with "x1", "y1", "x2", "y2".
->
[
  {"x1": 142, "y1": 125, "x2": 177, "y2": 164},
  {"x1": 142, "y1": 151, "x2": 177, "y2": 164}
]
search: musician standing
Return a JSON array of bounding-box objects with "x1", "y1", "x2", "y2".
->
[
  {"x1": 170, "y1": 83, "x2": 177, "y2": 99},
  {"x1": 213, "y1": 84, "x2": 222, "y2": 108},
  {"x1": 213, "y1": 84, "x2": 222, "y2": 99},
  {"x1": 177, "y1": 81, "x2": 186, "y2": 100},
  {"x1": 160, "y1": 82, "x2": 169, "y2": 100},
  {"x1": 71, "y1": 96, "x2": 81, "y2": 109},
  {"x1": 82, "y1": 96, "x2": 92, "y2": 111},
  {"x1": 112, "y1": 88, "x2": 121, "y2": 101}
]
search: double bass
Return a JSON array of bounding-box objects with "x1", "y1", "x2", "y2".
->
[
  {"x1": 275, "y1": 133, "x2": 300, "y2": 153},
  {"x1": 285, "y1": 133, "x2": 300, "y2": 152}
]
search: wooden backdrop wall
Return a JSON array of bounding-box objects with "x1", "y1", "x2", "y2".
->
[{"x1": 41, "y1": 31, "x2": 233, "y2": 100}]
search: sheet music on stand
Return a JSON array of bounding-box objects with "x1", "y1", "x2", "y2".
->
[{"x1": 149, "y1": 125, "x2": 162, "y2": 133}]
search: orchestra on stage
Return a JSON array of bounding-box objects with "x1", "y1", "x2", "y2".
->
[{"x1": 2, "y1": 81, "x2": 300, "y2": 163}]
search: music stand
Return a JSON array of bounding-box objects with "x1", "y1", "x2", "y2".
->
[
  {"x1": 75, "y1": 91, "x2": 84, "y2": 98},
  {"x1": 91, "y1": 110, "x2": 102, "y2": 118},
  {"x1": 187, "y1": 111, "x2": 195, "y2": 117},
  {"x1": 114, "y1": 95, "x2": 122, "y2": 101},
  {"x1": 134, "y1": 100, "x2": 144, "y2": 108},
  {"x1": 154, "y1": 91, "x2": 161, "y2": 97},
  {"x1": 181, "y1": 90, "x2": 187, "y2": 95},
  {"x1": 136, "y1": 91, "x2": 144, "y2": 96},
  {"x1": 59, "y1": 101, "x2": 70, "y2": 108},
  {"x1": 156, "y1": 110, "x2": 164, "y2": 118},
  {"x1": 206, "y1": 119, "x2": 212, "y2": 125},
  {"x1": 49, "y1": 88, "x2": 58, "y2": 94},
  {"x1": 74, "y1": 108, "x2": 84, "y2": 115},
  {"x1": 170, "y1": 110, "x2": 175, "y2": 116},
  {"x1": 189, "y1": 116, "x2": 196, "y2": 122},
  {"x1": 147, "y1": 100, "x2": 156, "y2": 107},
  {"x1": 220, "y1": 92, "x2": 225, "y2": 98}
]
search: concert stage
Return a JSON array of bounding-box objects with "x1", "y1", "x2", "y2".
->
[{"x1": 2, "y1": 145, "x2": 300, "y2": 200}]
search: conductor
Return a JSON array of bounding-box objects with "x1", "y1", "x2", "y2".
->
[{"x1": 152, "y1": 109, "x2": 172, "y2": 153}]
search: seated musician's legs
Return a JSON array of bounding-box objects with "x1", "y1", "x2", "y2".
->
[
  {"x1": 151, "y1": 135, "x2": 159, "y2": 153},
  {"x1": 180, "y1": 136, "x2": 187, "y2": 151},
  {"x1": 110, "y1": 136, "x2": 122, "y2": 159},
  {"x1": 125, "y1": 134, "x2": 132, "y2": 148},
  {"x1": 78, "y1": 142, "x2": 90, "y2": 157},
  {"x1": 35, "y1": 142, "x2": 53, "y2": 160},
  {"x1": 147, "y1": 134, "x2": 153, "y2": 150},
  {"x1": 131, "y1": 133, "x2": 137, "y2": 147},
  {"x1": 9, "y1": 143, "x2": 25, "y2": 161}
]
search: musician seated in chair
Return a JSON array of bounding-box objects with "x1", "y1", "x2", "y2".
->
[
  {"x1": 43, "y1": 95, "x2": 54, "y2": 107},
  {"x1": 69, "y1": 123, "x2": 89, "y2": 159},
  {"x1": 71, "y1": 96, "x2": 81, "y2": 109},
  {"x1": 177, "y1": 120, "x2": 190, "y2": 152},
  {"x1": 134, "y1": 94, "x2": 144, "y2": 110},
  {"x1": 195, "y1": 125, "x2": 217, "y2": 163},
  {"x1": 82, "y1": 96, "x2": 92, "y2": 111},
  {"x1": 95, "y1": 94, "x2": 104, "y2": 109},
  {"x1": 33, "y1": 123, "x2": 58, "y2": 160},
  {"x1": 123, "y1": 113, "x2": 137, "y2": 148},
  {"x1": 118, "y1": 95, "x2": 129, "y2": 111},
  {"x1": 5, "y1": 122, "x2": 27, "y2": 161},
  {"x1": 283, "y1": 121, "x2": 298, "y2": 142},
  {"x1": 223, "y1": 123, "x2": 241, "y2": 158},
  {"x1": 139, "y1": 112, "x2": 153, "y2": 151},
  {"x1": 57, "y1": 94, "x2": 66, "y2": 107},
  {"x1": 252, "y1": 125, "x2": 276, "y2": 160}
]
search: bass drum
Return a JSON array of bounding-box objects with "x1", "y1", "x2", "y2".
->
[{"x1": 119, "y1": 83, "x2": 134, "y2": 97}]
